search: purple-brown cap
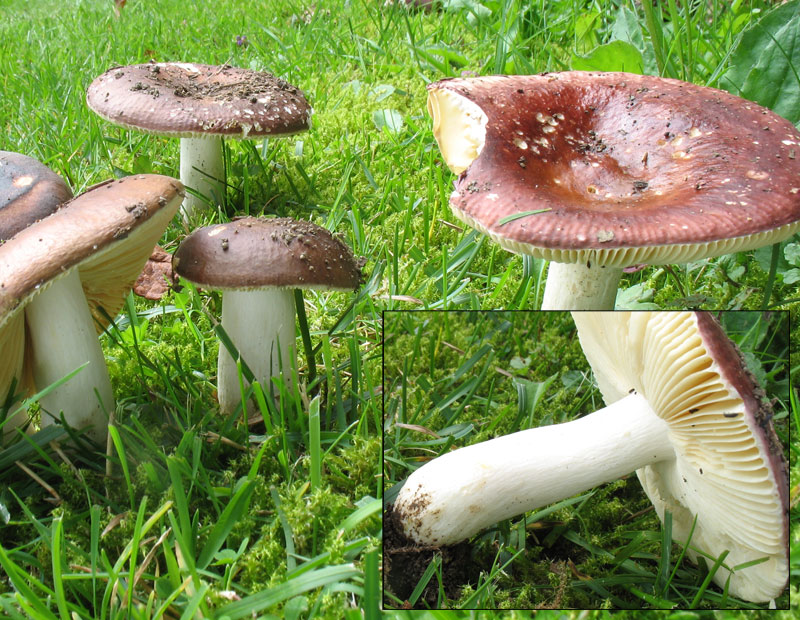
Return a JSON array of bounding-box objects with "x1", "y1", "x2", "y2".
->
[
  {"x1": 86, "y1": 62, "x2": 311, "y2": 139},
  {"x1": 429, "y1": 72, "x2": 800, "y2": 267},
  {"x1": 0, "y1": 174, "x2": 184, "y2": 331},
  {"x1": 1, "y1": 151, "x2": 73, "y2": 241},
  {"x1": 0, "y1": 174, "x2": 183, "y2": 419},
  {"x1": 172, "y1": 216, "x2": 363, "y2": 292}
]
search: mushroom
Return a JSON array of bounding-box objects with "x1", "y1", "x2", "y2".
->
[
  {"x1": 86, "y1": 62, "x2": 311, "y2": 223},
  {"x1": 1, "y1": 151, "x2": 73, "y2": 435},
  {"x1": 393, "y1": 311, "x2": 788, "y2": 603},
  {"x1": 172, "y1": 216, "x2": 362, "y2": 414},
  {"x1": 0, "y1": 174, "x2": 184, "y2": 442},
  {"x1": 426, "y1": 72, "x2": 800, "y2": 309},
  {"x1": 1, "y1": 150, "x2": 73, "y2": 240}
]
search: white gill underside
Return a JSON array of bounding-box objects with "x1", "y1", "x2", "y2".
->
[
  {"x1": 574, "y1": 311, "x2": 787, "y2": 602},
  {"x1": 427, "y1": 88, "x2": 487, "y2": 175},
  {"x1": 0, "y1": 312, "x2": 28, "y2": 437}
]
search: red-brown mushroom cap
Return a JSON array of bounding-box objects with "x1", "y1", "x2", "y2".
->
[
  {"x1": 1, "y1": 151, "x2": 73, "y2": 241},
  {"x1": 0, "y1": 174, "x2": 183, "y2": 421},
  {"x1": 0, "y1": 174, "x2": 185, "y2": 331},
  {"x1": 86, "y1": 62, "x2": 311, "y2": 139},
  {"x1": 429, "y1": 72, "x2": 800, "y2": 266},
  {"x1": 172, "y1": 217, "x2": 363, "y2": 292}
]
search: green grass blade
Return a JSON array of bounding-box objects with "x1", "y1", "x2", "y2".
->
[
  {"x1": 362, "y1": 548, "x2": 380, "y2": 620},
  {"x1": 50, "y1": 516, "x2": 70, "y2": 620},
  {"x1": 337, "y1": 497, "x2": 380, "y2": 537},
  {"x1": 108, "y1": 424, "x2": 135, "y2": 511},
  {"x1": 197, "y1": 479, "x2": 255, "y2": 570},
  {"x1": 0, "y1": 543, "x2": 59, "y2": 620},
  {"x1": 270, "y1": 486, "x2": 297, "y2": 574},
  {"x1": 212, "y1": 564, "x2": 359, "y2": 619},
  {"x1": 309, "y1": 395, "x2": 321, "y2": 491}
]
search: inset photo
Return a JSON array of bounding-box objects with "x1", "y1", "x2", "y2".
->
[{"x1": 382, "y1": 310, "x2": 791, "y2": 610}]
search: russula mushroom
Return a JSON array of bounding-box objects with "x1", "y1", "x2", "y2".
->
[
  {"x1": 393, "y1": 311, "x2": 788, "y2": 603},
  {"x1": 426, "y1": 72, "x2": 800, "y2": 309},
  {"x1": 1, "y1": 150, "x2": 73, "y2": 240},
  {"x1": 172, "y1": 216, "x2": 362, "y2": 414},
  {"x1": 0, "y1": 174, "x2": 184, "y2": 442},
  {"x1": 86, "y1": 62, "x2": 311, "y2": 223},
  {"x1": 1, "y1": 151, "x2": 73, "y2": 435}
]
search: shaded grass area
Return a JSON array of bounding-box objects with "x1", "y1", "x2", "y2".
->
[{"x1": 383, "y1": 310, "x2": 792, "y2": 609}]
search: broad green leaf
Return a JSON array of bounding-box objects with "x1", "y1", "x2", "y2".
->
[
  {"x1": 571, "y1": 40, "x2": 645, "y2": 74},
  {"x1": 720, "y1": 0, "x2": 800, "y2": 124},
  {"x1": 372, "y1": 109, "x2": 404, "y2": 133},
  {"x1": 783, "y1": 268, "x2": 800, "y2": 284},
  {"x1": 784, "y1": 242, "x2": 800, "y2": 266}
]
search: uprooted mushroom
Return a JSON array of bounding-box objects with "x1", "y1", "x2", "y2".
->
[{"x1": 393, "y1": 311, "x2": 788, "y2": 603}]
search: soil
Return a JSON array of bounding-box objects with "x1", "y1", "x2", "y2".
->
[{"x1": 383, "y1": 503, "x2": 478, "y2": 609}]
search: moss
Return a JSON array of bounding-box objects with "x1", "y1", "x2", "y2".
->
[{"x1": 324, "y1": 434, "x2": 381, "y2": 498}]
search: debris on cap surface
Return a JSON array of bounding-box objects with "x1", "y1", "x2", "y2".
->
[{"x1": 87, "y1": 62, "x2": 312, "y2": 139}]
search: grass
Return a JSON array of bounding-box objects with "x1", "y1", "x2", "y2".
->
[
  {"x1": 0, "y1": 0, "x2": 797, "y2": 617},
  {"x1": 383, "y1": 310, "x2": 792, "y2": 609}
]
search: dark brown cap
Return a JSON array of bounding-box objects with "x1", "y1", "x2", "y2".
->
[
  {"x1": 1, "y1": 151, "x2": 73, "y2": 241},
  {"x1": 172, "y1": 216, "x2": 362, "y2": 292},
  {"x1": 87, "y1": 63, "x2": 311, "y2": 139},
  {"x1": 429, "y1": 72, "x2": 800, "y2": 266},
  {"x1": 0, "y1": 174, "x2": 184, "y2": 331}
]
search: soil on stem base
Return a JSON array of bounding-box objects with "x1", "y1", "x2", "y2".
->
[{"x1": 383, "y1": 503, "x2": 478, "y2": 608}]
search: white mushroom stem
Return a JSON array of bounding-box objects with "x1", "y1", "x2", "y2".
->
[
  {"x1": 394, "y1": 392, "x2": 672, "y2": 546},
  {"x1": 179, "y1": 136, "x2": 224, "y2": 224},
  {"x1": 217, "y1": 288, "x2": 296, "y2": 415},
  {"x1": 541, "y1": 262, "x2": 623, "y2": 310},
  {"x1": 24, "y1": 269, "x2": 114, "y2": 443}
]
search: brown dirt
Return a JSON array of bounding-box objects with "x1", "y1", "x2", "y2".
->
[
  {"x1": 129, "y1": 63, "x2": 302, "y2": 103},
  {"x1": 383, "y1": 503, "x2": 478, "y2": 609}
]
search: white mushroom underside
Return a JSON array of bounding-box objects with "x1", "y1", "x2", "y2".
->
[
  {"x1": 24, "y1": 268, "x2": 114, "y2": 443},
  {"x1": 451, "y1": 202, "x2": 800, "y2": 268},
  {"x1": 217, "y1": 288, "x2": 296, "y2": 415},
  {"x1": 427, "y1": 87, "x2": 487, "y2": 175},
  {"x1": 574, "y1": 311, "x2": 787, "y2": 602}
]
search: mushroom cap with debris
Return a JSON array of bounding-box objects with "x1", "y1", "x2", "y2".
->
[
  {"x1": 172, "y1": 216, "x2": 363, "y2": 292},
  {"x1": 429, "y1": 72, "x2": 800, "y2": 267},
  {"x1": 0, "y1": 174, "x2": 183, "y2": 422},
  {"x1": 86, "y1": 62, "x2": 312, "y2": 139}
]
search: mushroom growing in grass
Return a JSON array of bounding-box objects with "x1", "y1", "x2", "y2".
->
[
  {"x1": 393, "y1": 311, "x2": 788, "y2": 603},
  {"x1": 0, "y1": 174, "x2": 184, "y2": 442},
  {"x1": 87, "y1": 62, "x2": 311, "y2": 223},
  {"x1": 1, "y1": 151, "x2": 73, "y2": 435},
  {"x1": 426, "y1": 72, "x2": 800, "y2": 309},
  {"x1": 172, "y1": 216, "x2": 362, "y2": 415}
]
